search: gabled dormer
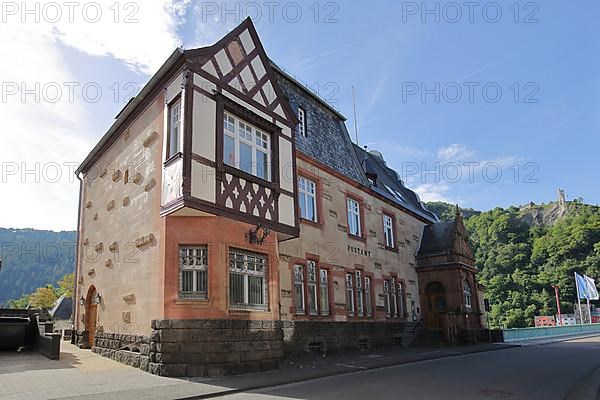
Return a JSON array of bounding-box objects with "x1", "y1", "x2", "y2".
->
[{"x1": 160, "y1": 18, "x2": 299, "y2": 239}]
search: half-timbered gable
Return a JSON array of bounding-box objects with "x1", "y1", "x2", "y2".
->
[{"x1": 160, "y1": 18, "x2": 299, "y2": 239}]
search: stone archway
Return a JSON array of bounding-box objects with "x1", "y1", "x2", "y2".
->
[
  {"x1": 425, "y1": 282, "x2": 446, "y2": 329},
  {"x1": 85, "y1": 286, "x2": 98, "y2": 347}
]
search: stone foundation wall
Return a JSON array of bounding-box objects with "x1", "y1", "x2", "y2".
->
[
  {"x1": 90, "y1": 319, "x2": 420, "y2": 377},
  {"x1": 148, "y1": 319, "x2": 284, "y2": 377},
  {"x1": 92, "y1": 332, "x2": 150, "y2": 371},
  {"x1": 282, "y1": 321, "x2": 419, "y2": 354}
]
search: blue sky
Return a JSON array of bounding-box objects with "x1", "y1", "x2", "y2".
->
[{"x1": 1, "y1": 1, "x2": 598, "y2": 230}]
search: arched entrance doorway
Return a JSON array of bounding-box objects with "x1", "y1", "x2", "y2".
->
[
  {"x1": 85, "y1": 286, "x2": 98, "y2": 347},
  {"x1": 425, "y1": 282, "x2": 446, "y2": 329}
]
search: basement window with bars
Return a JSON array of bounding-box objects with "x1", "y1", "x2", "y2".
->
[
  {"x1": 229, "y1": 249, "x2": 268, "y2": 311},
  {"x1": 179, "y1": 246, "x2": 208, "y2": 300}
]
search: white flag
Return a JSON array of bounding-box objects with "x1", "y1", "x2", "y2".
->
[{"x1": 584, "y1": 275, "x2": 599, "y2": 300}]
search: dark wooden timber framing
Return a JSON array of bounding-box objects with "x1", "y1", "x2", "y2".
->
[{"x1": 182, "y1": 69, "x2": 194, "y2": 197}]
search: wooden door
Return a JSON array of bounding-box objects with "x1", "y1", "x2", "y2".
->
[{"x1": 86, "y1": 304, "x2": 97, "y2": 347}]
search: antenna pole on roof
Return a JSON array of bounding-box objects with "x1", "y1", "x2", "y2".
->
[{"x1": 352, "y1": 86, "x2": 359, "y2": 145}]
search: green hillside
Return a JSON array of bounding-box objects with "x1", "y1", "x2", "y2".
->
[
  {"x1": 0, "y1": 228, "x2": 76, "y2": 306},
  {"x1": 427, "y1": 201, "x2": 600, "y2": 328}
]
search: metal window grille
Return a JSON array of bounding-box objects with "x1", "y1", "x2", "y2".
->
[
  {"x1": 307, "y1": 261, "x2": 318, "y2": 315},
  {"x1": 365, "y1": 277, "x2": 372, "y2": 317},
  {"x1": 229, "y1": 249, "x2": 267, "y2": 311},
  {"x1": 179, "y1": 246, "x2": 208, "y2": 300},
  {"x1": 346, "y1": 273, "x2": 355, "y2": 316}
]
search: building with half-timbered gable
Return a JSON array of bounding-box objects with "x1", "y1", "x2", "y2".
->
[{"x1": 73, "y1": 18, "x2": 483, "y2": 377}]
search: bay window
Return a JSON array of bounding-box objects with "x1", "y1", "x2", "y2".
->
[
  {"x1": 229, "y1": 249, "x2": 267, "y2": 310},
  {"x1": 167, "y1": 98, "x2": 182, "y2": 159},
  {"x1": 223, "y1": 112, "x2": 271, "y2": 180},
  {"x1": 179, "y1": 246, "x2": 208, "y2": 299}
]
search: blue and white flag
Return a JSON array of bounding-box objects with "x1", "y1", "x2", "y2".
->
[
  {"x1": 575, "y1": 272, "x2": 590, "y2": 299},
  {"x1": 584, "y1": 275, "x2": 599, "y2": 300}
]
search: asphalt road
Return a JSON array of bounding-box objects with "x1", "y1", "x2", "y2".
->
[{"x1": 219, "y1": 336, "x2": 600, "y2": 400}]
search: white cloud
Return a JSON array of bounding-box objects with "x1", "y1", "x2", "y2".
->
[
  {"x1": 437, "y1": 143, "x2": 477, "y2": 161},
  {"x1": 413, "y1": 183, "x2": 456, "y2": 204},
  {"x1": 0, "y1": 1, "x2": 190, "y2": 230}
]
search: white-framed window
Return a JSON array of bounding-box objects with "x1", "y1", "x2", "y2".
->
[
  {"x1": 384, "y1": 280, "x2": 391, "y2": 317},
  {"x1": 307, "y1": 261, "x2": 318, "y2": 315},
  {"x1": 298, "y1": 107, "x2": 307, "y2": 137},
  {"x1": 223, "y1": 112, "x2": 271, "y2": 180},
  {"x1": 319, "y1": 269, "x2": 330, "y2": 316},
  {"x1": 299, "y1": 176, "x2": 318, "y2": 222},
  {"x1": 179, "y1": 246, "x2": 208, "y2": 299},
  {"x1": 365, "y1": 277, "x2": 372, "y2": 317},
  {"x1": 391, "y1": 279, "x2": 398, "y2": 317},
  {"x1": 383, "y1": 214, "x2": 395, "y2": 248},
  {"x1": 347, "y1": 198, "x2": 361, "y2": 237},
  {"x1": 463, "y1": 280, "x2": 472, "y2": 311},
  {"x1": 229, "y1": 249, "x2": 267, "y2": 310},
  {"x1": 294, "y1": 265, "x2": 305, "y2": 314},
  {"x1": 346, "y1": 273, "x2": 355, "y2": 316},
  {"x1": 355, "y1": 271, "x2": 364, "y2": 317},
  {"x1": 398, "y1": 281, "x2": 406, "y2": 317},
  {"x1": 167, "y1": 98, "x2": 182, "y2": 159}
]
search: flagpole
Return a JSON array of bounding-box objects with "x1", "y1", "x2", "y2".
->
[
  {"x1": 587, "y1": 298, "x2": 592, "y2": 324},
  {"x1": 575, "y1": 272, "x2": 584, "y2": 324}
]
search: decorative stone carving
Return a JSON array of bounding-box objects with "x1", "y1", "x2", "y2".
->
[
  {"x1": 123, "y1": 197, "x2": 130, "y2": 207},
  {"x1": 122, "y1": 293, "x2": 135, "y2": 303},
  {"x1": 122, "y1": 311, "x2": 131, "y2": 323},
  {"x1": 112, "y1": 170, "x2": 121, "y2": 182},
  {"x1": 329, "y1": 210, "x2": 337, "y2": 218},
  {"x1": 87, "y1": 268, "x2": 96, "y2": 276},
  {"x1": 105, "y1": 259, "x2": 113, "y2": 269},
  {"x1": 107, "y1": 200, "x2": 115, "y2": 211},
  {"x1": 369, "y1": 230, "x2": 377, "y2": 237},
  {"x1": 99, "y1": 168, "x2": 107, "y2": 178},
  {"x1": 135, "y1": 233, "x2": 155, "y2": 248},
  {"x1": 337, "y1": 224, "x2": 347, "y2": 232},
  {"x1": 78, "y1": 275, "x2": 84, "y2": 284},
  {"x1": 132, "y1": 173, "x2": 143, "y2": 184},
  {"x1": 85, "y1": 201, "x2": 92, "y2": 209},
  {"x1": 109, "y1": 241, "x2": 118, "y2": 252},
  {"x1": 143, "y1": 131, "x2": 159, "y2": 147},
  {"x1": 93, "y1": 213, "x2": 98, "y2": 221},
  {"x1": 144, "y1": 178, "x2": 156, "y2": 192},
  {"x1": 82, "y1": 238, "x2": 89, "y2": 246},
  {"x1": 322, "y1": 192, "x2": 333, "y2": 201},
  {"x1": 94, "y1": 242, "x2": 103, "y2": 252}
]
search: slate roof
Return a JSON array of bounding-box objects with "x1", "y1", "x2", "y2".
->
[
  {"x1": 272, "y1": 65, "x2": 438, "y2": 223},
  {"x1": 353, "y1": 145, "x2": 438, "y2": 222},
  {"x1": 49, "y1": 295, "x2": 72, "y2": 321},
  {"x1": 417, "y1": 220, "x2": 456, "y2": 256}
]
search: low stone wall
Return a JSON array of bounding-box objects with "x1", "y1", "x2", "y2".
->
[
  {"x1": 91, "y1": 319, "x2": 420, "y2": 377},
  {"x1": 92, "y1": 332, "x2": 150, "y2": 371},
  {"x1": 282, "y1": 321, "x2": 419, "y2": 355},
  {"x1": 148, "y1": 319, "x2": 283, "y2": 377}
]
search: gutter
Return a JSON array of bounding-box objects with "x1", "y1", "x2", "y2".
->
[
  {"x1": 71, "y1": 172, "x2": 83, "y2": 342},
  {"x1": 76, "y1": 48, "x2": 185, "y2": 176}
]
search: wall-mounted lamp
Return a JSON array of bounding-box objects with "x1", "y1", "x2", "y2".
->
[
  {"x1": 94, "y1": 292, "x2": 102, "y2": 305},
  {"x1": 246, "y1": 224, "x2": 271, "y2": 245},
  {"x1": 79, "y1": 296, "x2": 85, "y2": 306}
]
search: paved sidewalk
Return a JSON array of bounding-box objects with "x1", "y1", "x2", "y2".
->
[{"x1": 0, "y1": 341, "x2": 515, "y2": 400}]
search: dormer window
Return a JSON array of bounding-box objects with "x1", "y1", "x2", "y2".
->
[
  {"x1": 298, "y1": 107, "x2": 307, "y2": 137},
  {"x1": 223, "y1": 112, "x2": 271, "y2": 181}
]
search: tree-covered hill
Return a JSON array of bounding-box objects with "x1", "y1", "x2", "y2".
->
[
  {"x1": 427, "y1": 201, "x2": 600, "y2": 328},
  {"x1": 0, "y1": 228, "x2": 76, "y2": 306}
]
